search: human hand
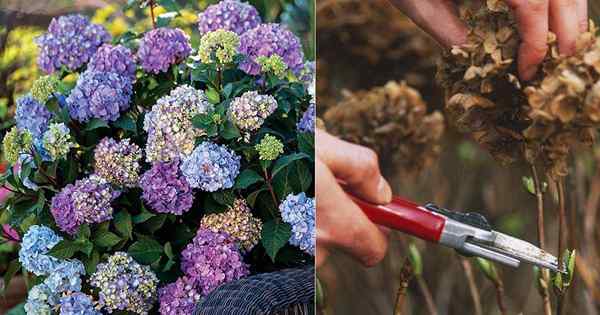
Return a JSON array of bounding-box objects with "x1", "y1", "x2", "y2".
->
[
  {"x1": 316, "y1": 130, "x2": 392, "y2": 268},
  {"x1": 390, "y1": 0, "x2": 588, "y2": 80}
]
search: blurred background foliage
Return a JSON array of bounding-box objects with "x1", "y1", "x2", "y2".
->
[{"x1": 318, "y1": 1, "x2": 600, "y2": 315}]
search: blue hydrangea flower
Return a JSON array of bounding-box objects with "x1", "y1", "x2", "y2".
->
[
  {"x1": 180, "y1": 142, "x2": 241, "y2": 192},
  {"x1": 18, "y1": 225, "x2": 63, "y2": 276},
  {"x1": 66, "y1": 70, "x2": 132, "y2": 123},
  {"x1": 24, "y1": 284, "x2": 56, "y2": 315},
  {"x1": 297, "y1": 103, "x2": 315, "y2": 133},
  {"x1": 197, "y1": 0, "x2": 262, "y2": 35},
  {"x1": 279, "y1": 193, "x2": 315, "y2": 255},
  {"x1": 15, "y1": 94, "x2": 53, "y2": 139},
  {"x1": 36, "y1": 14, "x2": 111, "y2": 74},
  {"x1": 59, "y1": 292, "x2": 101, "y2": 315},
  {"x1": 137, "y1": 27, "x2": 191, "y2": 74},
  {"x1": 88, "y1": 44, "x2": 137, "y2": 81},
  {"x1": 44, "y1": 260, "x2": 85, "y2": 294}
]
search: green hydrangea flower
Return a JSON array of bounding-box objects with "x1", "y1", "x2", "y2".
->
[
  {"x1": 3, "y1": 127, "x2": 33, "y2": 164},
  {"x1": 257, "y1": 54, "x2": 288, "y2": 77},
  {"x1": 31, "y1": 75, "x2": 59, "y2": 103},
  {"x1": 198, "y1": 30, "x2": 240, "y2": 65},
  {"x1": 255, "y1": 134, "x2": 284, "y2": 161},
  {"x1": 42, "y1": 123, "x2": 75, "y2": 161}
]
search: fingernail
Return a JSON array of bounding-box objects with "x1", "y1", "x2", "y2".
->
[{"x1": 377, "y1": 176, "x2": 392, "y2": 204}]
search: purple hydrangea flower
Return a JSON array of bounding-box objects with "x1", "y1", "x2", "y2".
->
[
  {"x1": 51, "y1": 175, "x2": 120, "y2": 235},
  {"x1": 279, "y1": 193, "x2": 315, "y2": 255},
  {"x1": 239, "y1": 23, "x2": 304, "y2": 75},
  {"x1": 297, "y1": 103, "x2": 315, "y2": 133},
  {"x1": 158, "y1": 276, "x2": 202, "y2": 315},
  {"x1": 66, "y1": 70, "x2": 132, "y2": 123},
  {"x1": 197, "y1": 0, "x2": 262, "y2": 35},
  {"x1": 94, "y1": 137, "x2": 142, "y2": 187},
  {"x1": 59, "y1": 292, "x2": 101, "y2": 315},
  {"x1": 15, "y1": 94, "x2": 53, "y2": 139},
  {"x1": 180, "y1": 142, "x2": 241, "y2": 192},
  {"x1": 36, "y1": 14, "x2": 111, "y2": 74},
  {"x1": 181, "y1": 228, "x2": 249, "y2": 295},
  {"x1": 18, "y1": 225, "x2": 62, "y2": 276},
  {"x1": 140, "y1": 160, "x2": 193, "y2": 215},
  {"x1": 137, "y1": 27, "x2": 191, "y2": 74},
  {"x1": 88, "y1": 44, "x2": 137, "y2": 81}
]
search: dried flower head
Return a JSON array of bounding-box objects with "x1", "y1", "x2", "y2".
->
[
  {"x1": 198, "y1": 29, "x2": 240, "y2": 65},
  {"x1": 137, "y1": 27, "x2": 191, "y2": 74},
  {"x1": 180, "y1": 141, "x2": 241, "y2": 191},
  {"x1": 200, "y1": 199, "x2": 263, "y2": 252},
  {"x1": 31, "y1": 75, "x2": 60, "y2": 103},
  {"x1": 42, "y1": 123, "x2": 75, "y2": 161},
  {"x1": 324, "y1": 81, "x2": 444, "y2": 175},
  {"x1": 94, "y1": 137, "x2": 142, "y2": 187},
  {"x1": 197, "y1": 0, "x2": 261, "y2": 35},
  {"x1": 257, "y1": 54, "x2": 288, "y2": 77},
  {"x1": 3, "y1": 126, "x2": 33, "y2": 164},
  {"x1": 255, "y1": 134, "x2": 284, "y2": 161},
  {"x1": 140, "y1": 160, "x2": 193, "y2": 215}
]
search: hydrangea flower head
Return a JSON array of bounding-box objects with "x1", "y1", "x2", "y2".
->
[
  {"x1": 51, "y1": 175, "x2": 120, "y2": 235},
  {"x1": 31, "y1": 75, "x2": 60, "y2": 103},
  {"x1": 42, "y1": 123, "x2": 76, "y2": 161},
  {"x1": 198, "y1": 29, "x2": 240, "y2": 65},
  {"x1": 36, "y1": 14, "x2": 111, "y2": 74},
  {"x1": 158, "y1": 276, "x2": 202, "y2": 315},
  {"x1": 239, "y1": 23, "x2": 304, "y2": 75},
  {"x1": 297, "y1": 103, "x2": 315, "y2": 133},
  {"x1": 44, "y1": 260, "x2": 85, "y2": 294},
  {"x1": 59, "y1": 292, "x2": 101, "y2": 315},
  {"x1": 180, "y1": 142, "x2": 241, "y2": 191},
  {"x1": 66, "y1": 70, "x2": 132, "y2": 123},
  {"x1": 201, "y1": 199, "x2": 262, "y2": 252},
  {"x1": 88, "y1": 44, "x2": 137, "y2": 81},
  {"x1": 257, "y1": 54, "x2": 288, "y2": 77},
  {"x1": 144, "y1": 85, "x2": 212, "y2": 162},
  {"x1": 25, "y1": 284, "x2": 55, "y2": 315},
  {"x1": 255, "y1": 134, "x2": 284, "y2": 160},
  {"x1": 3, "y1": 126, "x2": 33, "y2": 164},
  {"x1": 94, "y1": 137, "x2": 142, "y2": 187},
  {"x1": 137, "y1": 27, "x2": 191, "y2": 74},
  {"x1": 16, "y1": 94, "x2": 53, "y2": 138},
  {"x1": 228, "y1": 91, "x2": 277, "y2": 134},
  {"x1": 140, "y1": 160, "x2": 193, "y2": 215},
  {"x1": 181, "y1": 228, "x2": 249, "y2": 295},
  {"x1": 18, "y1": 225, "x2": 63, "y2": 276},
  {"x1": 90, "y1": 252, "x2": 158, "y2": 314},
  {"x1": 197, "y1": 0, "x2": 261, "y2": 35},
  {"x1": 279, "y1": 193, "x2": 315, "y2": 255}
]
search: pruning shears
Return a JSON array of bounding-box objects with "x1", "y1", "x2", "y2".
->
[{"x1": 348, "y1": 193, "x2": 564, "y2": 273}]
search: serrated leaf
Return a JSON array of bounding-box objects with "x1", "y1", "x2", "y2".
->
[
  {"x1": 272, "y1": 153, "x2": 310, "y2": 177},
  {"x1": 83, "y1": 250, "x2": 100, "y2": 275},
  {"x1": 133, "y1": 206, "x2": 156, "y2": 224},
  {"x1": 94, "y1": 231, "x2": 122, "y2": 248},
  {"x1": 261, "y1": 220, "x2": 292, "y2": 262},
  {"x1": 47, "y1": 240, "x2": 79, "y2": 259},
  {"x1": 141, "y1": 215, "x2": 167, "y2": 234},
  {"x1": 114, "y1": 210, "x2": 133, "y2": 240},
  {"x1": 84, "y1": 118, "x2": 109, "y2": 131},
  {"x1": 113, "y1": 115, "x2": 137, "y2": 132},
  {"x1": 297, "y1": 132, "x2": 314, "y2": 160},
  {"x1": 221, "y1": 121, "x2": 241, "y2": 140},
  {"x1": 2, "y1": 259, "x2": 20, "y2": 294},
  {"x1": 234, "y1": 169, "x2": 264, "y2": 189},
  {"x1": 206, "y1": 87, "x2": 220, "y2": 104},
  {"x1": 128, "y1": 239, "x2": 163, "y2": 265}
]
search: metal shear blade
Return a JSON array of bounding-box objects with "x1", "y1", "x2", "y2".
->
[{"x1": 489, "y1": 231, "x2": 563, "y2": 273}]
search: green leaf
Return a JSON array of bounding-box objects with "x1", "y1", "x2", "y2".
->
[
  {"x1": 206, "y1": 87, "x2": 221, "y2": 104},
  {"x1": 247, "y1": 188, "x2": 267, "y2": 207},
  {"x1": 2, "y1": 259, "x2": 20, "y2": 294},
  {"x1": 133, "y1": 206, "x2": 156, "y2": 224},
  {"x1": 475, "y1": 257, "x2": 498, "y2": 282},
  {"x1": 567, "y1": 249, "x2": 576, "y2": 284},
  {"x1": 408, "y1": 243, "x2": 423, "y2": 276},
  {"x1": 297, "y1": 132, "x2": 314, "y2": 160},
  {"x1": 212, "y1": 190, "x2": 236, "y2": 206},
  {"x1": 6, "y1": 303, "x2": 25, "y2": 315},
  {"x1": 221, "y1": 121, "x2": 241, "y2": 140},
  {"x1": 141, "y1": 214, "x2": 167, "y2": 234},
  {"x1": 84, "y1": 118, "x2": 109, "y2": 131},
  {"x1": 128, "y1": 239, "x2": 163, "y2": 265},
  {"x1": 83, "y1": 250, "x2": 100, "y2": 275},
  {"x1": 261, "y1": 220, "x2": 292, "y2": 262},
  {"x1": 158, "y1": 0, "x2": 180, "y2": 11},
  {"x1": 47, "y1": 240, "x2": 80, "y2": 259},
  {"x1": 234, "y1": 169, "x2": 264, "y2": 189},
  {"x1": 272, "y1": 153, "x2": 310, "y2": 177},
  {"x1": 192, "y1": 113, "x2": 213, "y2": 129},
  {"x1": 93, "y1": 231, "x2": 122, "y2": 248},
  {"x1": 76, "y1": 225, "x2": 91, "y2": 240},
  {"x1": 113, "y1": 115, "x2": 137, "y2": 132},
  {"x1": 114, "y1": 210, "x2": 133, "y2": 240},
  {"x1": 164, "y1": 242, "x2": 174, "y2": 259},
  {"x1": 157, "y1": 11, "x2": 178, "y2": 27}
]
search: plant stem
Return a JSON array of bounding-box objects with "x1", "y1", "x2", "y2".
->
[
  {"x1": 460, "y1": 258, "x2": 482, "y2": 315},
  {"x1": 556, "y1": 178, "x2": 568, "y2": 315},
  {"x1": 531, "y1": 164, "x2": 552, "y2": 315},
  {"x1": 149, "y1": 0, "x2": 157, "y2": 29},
  {"x1": 493, "y1": 278, "x2": 508, "y2": 315},
  {"x1": 262, "y1": 167, "x2": 279, "y2": 218},
  {"x1": 416, "y1": 276, "x2": 438, "y2": 315},
  {"x1": 394, "y1": 258, "x2": 414, "y2": 315}
]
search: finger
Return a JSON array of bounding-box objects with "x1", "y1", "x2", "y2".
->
[
  {"x1": 505, "y1": 0, "x2": 549, "y2": 80},
  {"x1": 316, "y1": 244, "x2": 329, "y2": 268},
  {"x1": 550, "y1": 0, "x2": 581, "y2": 55},
  {"x1": 390, "y1": 0, "x2": 468, "y2": 47},
  {"x1": 316, "y1": 159, "x2": 389, "y2": 267},
  {"x1": 316, "y1": 129, "x2": 392, "y2": 205},
  {"x1": 576, "y1": 0, "x2": 588, "y2": 32}
]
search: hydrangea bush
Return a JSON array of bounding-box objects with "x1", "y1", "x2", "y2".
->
[{"x1": 1, "y1": 1, "x2": 314, "y2": 314}]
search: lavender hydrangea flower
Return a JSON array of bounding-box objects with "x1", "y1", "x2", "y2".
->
[
  {"x1": 66, "y1": 70, "x2": 132, "y2": 123},
  {"x1": 44, "y1": 260, "x2": 85, "y2": 294},
  {"x1": 144, "y1": 85, "x2": 212, "y2": 162},
  {"x1": 90, "y1": 252, "x2": 158, "y2": 315},
  {"x1": 36, "y1": 14, "x2": 111, "y2": 74},
  {"x1": 239, "y1": 23, "x2": 304, "y2": 76},
  {"x1": 197, "y1": 0, "x2": 261, "y2": 35},
  {"x1": 15, "y1": 94, "x2": 53, "y2": 139},
  {"x1": 51, "y1": 175, "x2": 120, "y2": 235},
  {"x1": 24, "y1": 284, "x2": 56, "y2": 315},
  {"x1": 180, "y1": 142, "x2": 241, "y2": 192},
  {"x1": 18, "y1": 225, "x2": 62, "y2": 276},
  {"x1": 59, "y1": 292, "x2": 101, "y2": 315},
  {"x1": 88, "y1": 44, "x2": 137, "y2": 81},
  {"x1": 158, "y1": 276, "x2": 202, "y2": 315},
  {"x1": 181, "y1": 228, "x2": 249, "y2": 295},
  {"x1": 137, "y1": 27, "x2": 191, "y2": 74},
  {"x1": 228, "y1": 91, "x2": 278, "y2": 135},
  {"x1": 297, "y1": 103, "x2": 315, "y2": 133},
  {"x1": 94, "y1": 137, "x2": 142, "y2": 187},
  {"x1": 140, "y1": 160, "x2": 193, "y2": 215},
  {"x1": 279, "y1": 193, "x2": 315, "y2": 255}
]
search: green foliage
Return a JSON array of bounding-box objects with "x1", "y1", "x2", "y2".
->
[{"x1": 261, "y1": 220, "x2": 292, "y2": 261}]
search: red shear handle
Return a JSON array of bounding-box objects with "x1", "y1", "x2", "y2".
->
[{"x1": 349, "y1": 195, "x2": 446, "y2": 243}]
